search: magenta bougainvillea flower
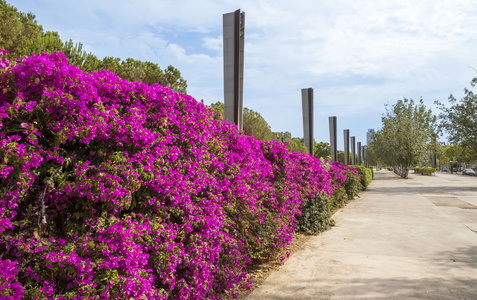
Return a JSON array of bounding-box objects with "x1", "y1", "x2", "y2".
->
[{"x1": 0, "y1": 49, "x2": 362, "y2": 299}]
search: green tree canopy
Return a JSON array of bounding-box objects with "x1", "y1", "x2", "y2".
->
[
  {"x1": 208, "y1": 101, "x2": 309, "y2": 153},
  {"x1": 209, "y1": 102, "x2": 275, "y2": 141},
  {"x1": 435, "y1": 77, "x2": 477, "y2": 161},
  {"x1": 337, "y1": 150, "x2": 353, "y2": 164},
  {"x1": 286, "y1": 137, "x2": 308, "y2": 153},
  {"x1": 210, "y1": 101, "x2": 224, "y2": 120},
  {"x1": 442, "y1": 144, "x2": 475, "y2": 165},
  {"x1": 368, "y1": 98, "x2": 436, "y2": 178},
  {"x1": 0, "y1": 0, "x2": 43, "y2": 58},
  {"x1": 243, "y1": 108, "x2": 275, "y2": 141},
  {"x1": 314, "y1": 141, "x2": 331, "y2": 160},
  {"x1": 0, "y1": 1, "x2": 187, "y2": 93}
]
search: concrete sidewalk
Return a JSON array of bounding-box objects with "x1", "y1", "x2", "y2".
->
[{"x1": 246, "y1": 170, "x2": 477, "y2": 299}]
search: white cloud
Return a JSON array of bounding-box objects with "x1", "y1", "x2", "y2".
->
[
  {"x1": 9, "y1": 0, "x2": 477, "y2": 142},
  {"x1": 202, "y1": 36, "x2": 223, "y2": 51}
]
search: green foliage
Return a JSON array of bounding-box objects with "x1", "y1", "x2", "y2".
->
[
  {"x1": 163, "y1": 65, "x2": 187, "y2": 93},
  {"x1": 336, "y1": 150, "x2": 355, "y2": 164},
  {"x1": 369, "y1": 166, "x2": 374, "y2": 179},
  {"x1": 0, "y1": 1, "x2": 187, "y2": 93},
  {"x1": 210, "y1": 101, "x2": 224, "y2": 120},
  {"x1": 285, "y1": 137, "x2": 308, "y2": 153},
  {"x1": 243, "y1": 107, "x2": 274, "y2": 141},
  {"x1": 98, "y1": 58, "x2": 187, "y2": 93},
  {"x1": 274, "y1": 131, "x2": 291, "y2": 141},
  {"x1": 413, "y1": 167, "x2": 436, "y2": 175},
  {"x1": 0, "y1": 0, "x2": 43, "y2": 58},
  {"x1": 442, "y1": 144, "x2": 475, "y2": 165},
  {"x1": 296, "y1": 164, "x2": 362, "y2": 235},
  {"x1": 340, "y1": 167, "x2": 362, "y2": 201},
  {"x1": 368, "y1": 98, "x2": 437, "y2": 178},
  {"x1": 20, "y1": 33, "x2": 102, "y2": 71},
  {"x1": 436, "y1": 78, "x2": 477, "y2": 161},
  {"x1": 208, "y1": 102, "x2": 274, "y2": 141},
  {"x1": 207, "y1": 102, "x2": 308, "y2": 152},
  {"x1": 352, "y1": 165, "x2": 373, "y2": 190},
  {"x1": 313, "y1": 141, "x2": 331, "y2": 160},
  {"x1": 366, "y1": 168, "x2": 373, "y2": 184},
  {"x1": 295, "y1": 194, "x2": 334, "y2": 234}
]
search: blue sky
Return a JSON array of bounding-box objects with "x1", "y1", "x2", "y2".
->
[{"x1": 9, "y1": 0, "x2": 477, "y2": 149}]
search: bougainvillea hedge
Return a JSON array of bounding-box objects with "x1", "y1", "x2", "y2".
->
[{"x1": 0, "y1": 50, "x2": 363, "y2": 299}]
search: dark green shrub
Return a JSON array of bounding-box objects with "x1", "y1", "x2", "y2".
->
[
  {"x1": 352, "y1": 165, "x2": 372, "y2": 190},
  {"x1": 366, "y1": 168, "x2": 373, "y2": 184},
  {"x1": 342, "y1": 166, "x2": 361, "y2": 200},
  {"x1": 295, "y1": 194, "x2": 334, "y2": 234},
  {"x1": 295, "y1": 162, "x2": 361, "y2": 235},
  {"x1": 413, "y1": 167, "x2": 436, "y2": 175}
]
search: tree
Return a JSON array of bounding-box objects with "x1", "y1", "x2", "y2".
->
[
  {"x1": 207, "y1": 102, "x2": 309, "y2": 152},
  {"x1": 442, "y1": 144, "x2": 475, "y2": 165},
  {"x1": 209, "y1": 102, "x2": 274, "y2": 141},
  {"x1": 314, "y1": 141, "x2": 331, "y2": 160},
  {"x1": 1, "y1": 1, "x2": 188, "y2": 93},
  {"x1": 210, "y1": 101, "x2": 224, "y2": 120},
  {"x1": 435, "y1": 77, "x2": 477, "y2": 161},
  {"x1": 164, "y1": 65, "x2": 187, "y2": 94},
  {"x1": 21, "y1": 32, "x2": 102, "y2": 71},
  {"x1": 272, "y1": 132, "x2": 309, "y2": 153},
  {"x1": 0, "y1": 0, "x2": 43, "y2": 59},
  {"x1": 273, "y1": 131, "x2": 292, "y2": 142},
  {"x1": 242, "y1": 108, "x2": 274, "y2": 141},
  {"x1": 337, "y1": 150, "x2": 350, "y2": 164},
  {"x1": 368, "y1": 98, "x2": 436, "y2": 178},
  {"x1": 286, "y1": 137, "x2": 308, "y2": 153}
]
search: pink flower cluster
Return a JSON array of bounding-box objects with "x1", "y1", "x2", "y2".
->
[
  {"x1": 0, "y1": 259, "x2": 24, "y2": 299},
  {"x1": 0, "y1": 50, "x2": 359, "y2": 299}
]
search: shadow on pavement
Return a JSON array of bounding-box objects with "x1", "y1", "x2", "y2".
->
[
  {"x1": 365, "y1": 185, "x2": 477, "y2": 196},
  {"x1": 372, "y1": 171, "x2": 402, "y2": 180},
  {"x1": 253, "y1": 276, "x2": 477, "y2": 300},
  {"x1": 432, "y1": 245, "x2": 477, "y2": 269},
  {"x1": 328, "y1": 277, "x2": 475, "y2": 300}
]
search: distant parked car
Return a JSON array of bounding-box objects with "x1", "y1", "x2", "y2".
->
[
  {"x1": 442, "y1": 167, "x2": 448, "y2": 172},
  {"x1": 462, "y1": 169, "x2": 476, "y2": 176}
]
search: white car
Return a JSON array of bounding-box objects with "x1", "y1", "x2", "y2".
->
[{"x1": 462, "y1": 169, "x2": 476, "y2": 176}]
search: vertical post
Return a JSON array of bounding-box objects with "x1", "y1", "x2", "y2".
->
[
  {"x1": 431, "y1": 136, "x2": 437, "y2": 169},
  {"x1": 362, "y1": 145, "x2": 366, "y2": 167},
  {"x1": 223, "y1": 9, "x2": 245, "y2": 130},
  {"x1": 351, "y1": 136, "x2": 356, "y2": 165},
  {"x1": 329, "y1": 116, "x2": 337, "y2": 162},
  {"x1": 343, "y1": 129, "x2": 350, "y2": 165},
  {"x1": 357, "y1": 142, "x2": 362, "y2": 165},
  {"x1": 301, "y1": 88, "x2": 314, "y2": 155}
]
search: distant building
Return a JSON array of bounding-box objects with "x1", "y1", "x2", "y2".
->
[{"x1": 366, "y1": 129, "x2": 374, "y2": 145}]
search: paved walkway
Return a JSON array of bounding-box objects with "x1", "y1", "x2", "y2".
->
[{"x1": 247, "y1": 170, "x2": 477, "y2": 299}]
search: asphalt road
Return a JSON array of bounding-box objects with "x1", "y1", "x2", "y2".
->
[{"x1": 246, "y1": 170, "x2": 477, "y2": 300}]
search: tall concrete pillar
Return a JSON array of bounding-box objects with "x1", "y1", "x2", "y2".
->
[
  {"x1": 362, "y1": 145, "x2": 366, "y2": 167},
  {"x1": 329, "y1": 116, "x2": 337, "y2": 162},
  {"x1": 301, "y1": 88, "x2": 314, "y2": 155},
  {"x1": 357, "y1": 142, "x2": 362, "y2": 165},
  {"x1": 223, "y1": 9, "x2": 245, "y2": 130},
  {"x1": 343, "y1": 129, "x2": 350, "y2": 165},
  {"x1": 351, "y1": 136, "x2": 356, "y2": 165}
]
